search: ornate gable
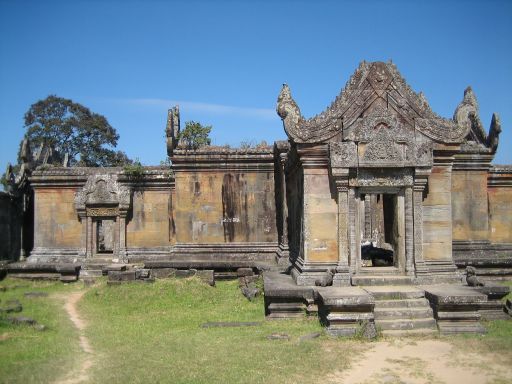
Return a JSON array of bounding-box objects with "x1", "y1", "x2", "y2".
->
[
  {"x1": 277, "y1": 61, "x2": 472, "y2": 145},
  {"x1": 75, "y1": 174, "x2": 131, "y2": 214}
]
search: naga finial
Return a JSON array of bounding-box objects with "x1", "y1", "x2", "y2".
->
[
  {"x1": 276, "y1": 84, "x2": 303, "y2": 141},
  {"x1": 166, "y1": 105, "x2": 180, "y2": 157},
  {"x1": 488, "y1": 113, "x2": 502, "y2": 153}
]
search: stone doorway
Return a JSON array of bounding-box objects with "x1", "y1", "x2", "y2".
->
[
  {"x1": 356, "y1": 189, "x2": 406, "y2": 274},
  {"x1": 95, "y1": 218, "x2": 115, "y2": 255}
]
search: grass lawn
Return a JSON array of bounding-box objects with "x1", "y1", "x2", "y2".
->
[
  {"x1": 1, "y1": 277, "x2": 511, "y2": 384},
  {"x1": 0, "y1": 279, "x2": 83, "y2": 383},
  {"x1": 80, "y1": 278, "x2": 361, "y2": 384}
]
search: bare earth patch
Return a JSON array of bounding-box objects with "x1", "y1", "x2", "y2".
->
[
  {"x1": 53, "y1": 291, "x2": 94, "y2": 384},
  {"x1": 325, "y1": 338, "x2": 512, "y2": 384}
]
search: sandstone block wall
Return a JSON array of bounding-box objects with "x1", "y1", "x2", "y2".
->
[{"x1": 33, "y1": 188, "x2": 81, "y2": 248}]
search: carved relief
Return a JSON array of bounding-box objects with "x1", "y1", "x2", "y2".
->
[
  {"x1": 330, "y1": 142, "x2": 357, "y2": 168},
  {"x1": 86, "y1": 207, "x2": 119, "y2": 217},
  {"x1": 350, "y1": 169, "x2": 414, "y2": 187},
  {"x1": 276, "y1": 61, "x2": 470, "y2": 145},
  {"x1": 75, "y1": 174, "x2": 131, "y2": 213}
]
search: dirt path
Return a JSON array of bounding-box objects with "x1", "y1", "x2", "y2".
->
[
  {"x1": 325, "y1": 338, "x2": 512, "y2": 384},
  {"x1": 53, "y1": 291, "x2": 94, "y2": 384}
]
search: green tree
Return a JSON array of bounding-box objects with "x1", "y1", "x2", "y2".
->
[
  {"x1": 177, "y1": 121, "x2": 212, "y2": 149},
  {"x1": 22, "y1": 95, "x2": 131, "y2": 167}
]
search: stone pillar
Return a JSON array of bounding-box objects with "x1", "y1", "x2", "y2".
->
[
  {"x1": 404, "y1": 187, "x2": 414, "y2": 276},
  {"x1": 291, "y1": 144, "x2": 339, "y2": 286},
  {"x1": 333, "y1": 175, "x2": 351, "y2": 286},
  {"x1": 277, "y1": 153, "x2": 290, "y2": 264},
  {"x1": 422, "y1": 146, "x2": 459, "y2": 282},
  {"x1": 413, "y1": 171, "x2": 429, "y2": 276},
  {"x1": 118, "y1": 215, "x2": 127, "y2": 262},
  {"x1": 79, "y1": 213, "x2": 87, "y2": 258},
  {"x1": 364, "y1": 194, "x2": 371, "y2": 240},
  {"x1": 86, "y1": 216, "x2": 93, "y2": 258}
]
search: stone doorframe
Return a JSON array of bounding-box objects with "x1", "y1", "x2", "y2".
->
[
  {"x1": 75, "y1": 174, "x2": 131, "y2": 261},
  {"x1": 331, "y1": 162, "x2": 431, "y2": 284}
]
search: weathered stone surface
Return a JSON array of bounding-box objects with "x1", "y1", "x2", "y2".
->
[
  {"x1": 7, "y1": 316, "x2": 36, "y2": 325},
  {"x1": 317, "y1": 287, "x2": 375, "y2": 337},
  {"x1": 423, "y1": 285, "x2": 487, "y2": 334},
  {"x1": 135, "y1": 269, "x2": 151, "y2": 279},
  {"x1": 175, "y1": 269, "x2": 196, "y2": 278},
  {"x1": 267, "y1": 333, "x2": 289, "y2": 340},
  {"x1": 1, "y1": 299, "x2": 23, "y2": 313},
  {"x1": 150, "y1": 268, "x2": 177, "y2": 279},
  {"x1": 241, "y1": 286, "x2": 260, "y2": 301},
  {"x1": 108, "y1": 270, "x2": 136, "y2": 282},
  {"x1": 237, "y1": 268, "x2": 254, "y2": 277},
  {"x1": 196, "y1": 270, "x2": 215, "y2": 286}
]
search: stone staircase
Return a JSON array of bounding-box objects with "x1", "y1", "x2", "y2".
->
[{"x1": 364, "y1": 286, "x2": 437, "y2": 336}]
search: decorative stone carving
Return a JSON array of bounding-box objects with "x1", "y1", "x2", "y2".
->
[
  {"x1": 330, "y1": 142, "x2": 357, "y2": 168},
  {"x1": 75, "y1": 174, "x2": 131, "y2": 213},
  {"x1": 350, "y1": 169, "x2": 414, "y2": 187},
  {"x1": 86, "y1": 207, "x2": 119, "y2": 217},
  {"x1": 276, "y1": 61, "x2": 470, "y2": 145},
  {"x1": 166, "y1": 105, "x2": 180, "y2": 157}
]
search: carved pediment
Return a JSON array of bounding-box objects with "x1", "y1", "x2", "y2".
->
[
  {"x1": 277, "y1": 61, "x2": 471, "y2": 145},
  {"x1": 75, "y1": 174, "x2": 131, "y2": 213}
]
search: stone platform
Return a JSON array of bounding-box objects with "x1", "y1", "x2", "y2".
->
[{"x1": 262, "y1": 272, "x2": 509, "y2": 336}]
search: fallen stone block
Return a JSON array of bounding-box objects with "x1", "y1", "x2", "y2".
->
[
  {"x1": 242, "y1": 285, "x2": 260, "y2": 301},
  {"x1": 237, "y1": 268, "x2": 254, "y2": 277},
  {"x1": 505, "y1": 299, "x2": 512, "y2": 316},
  {"x1": 267, "y1": 333, "x2": 289, "y2": 340},
  {"x1": 135, "y1": 269, "x2": 151, "y2": 280},
  {"x1": 201, "y1": 321, "x2": 261, "y2": 328},
  {"x1": 108, "y1": 270, "x2": 136, "y2": 282},
  {"x1": 196, "y1": 270, "x2": 215, "y2": 287},
  {"x1": 151, "y1": 268, "x2": 177, "y2": 279},
  {"x1": 360, "y1": 321, "x2": 378, "y2": 339},
  {"x1": 7, "y1": 316, "x2": 36, "y2": 325},
  {"x1": 175, "y1": 269, "x2": 197, "y2": 278},
  {"x1": 24, "y1": 291, "x2": 49, "y2": 298},
  {"x1": 1, "y1": 299, "x2": 22, "y2": 314}
]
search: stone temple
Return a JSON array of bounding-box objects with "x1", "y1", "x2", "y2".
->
[{"x1": 1, "y1": 61, "x2": 511, "y2": 335}]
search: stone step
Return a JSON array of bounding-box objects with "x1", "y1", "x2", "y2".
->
[
  {"x1": 352, "y1": 275, "x2": 414, "y2": 286},
  {"x1": 363, "y1": 286, "x2": 425, "y2": 300},
  {"x1": 381, "y1": 328, "x2": 438, "y2": 337},
  {"x1": 375, "y1": 298, "x2": 430, "y2": 308},
  {"x1": 374, "y1": 307, "x2": 433, "y2": 320},
  {"x1": 376, "y1": 318, "x2": 437, "y2": 331}
]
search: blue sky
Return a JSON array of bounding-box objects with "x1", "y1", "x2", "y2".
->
[{"x1": 1, "y1": 0, "x2": 511, "y2": 168}]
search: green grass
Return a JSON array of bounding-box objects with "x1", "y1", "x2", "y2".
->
[
  {"x1": 1, "y1": 277, "x2": 512, "y2": 384},
  {"x1": 80, "y1": 277, "x2": 361, "y2": 384},
  {"x1": 449, "y1": 281, "x2": 512, "y2": 355},
  {"x1": 0, "y1": 278, "x2": 83, "y2": 383}
]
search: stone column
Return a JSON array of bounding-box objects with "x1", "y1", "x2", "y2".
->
[
  {"x1": 277, "y1": 153, "x2": 290, "y2": 264},
  {"x1": 118, "y1": 215, "x2": 127, "y2": 262},
  {"x1": 290, "y1": 143, "x2": 339, "y2": 286},
  {"x1": 404, "y1": 187, "x2": 414, "y2": 276},
  {"x1": 413, "y1": 172, "x2": 429, "y2": 276},
  {"x1": 348, "y1": 188, "x2": 358, "y2": 273},
  {"x1": 364, "y1": 194, "x2": 371, "y2": 240},
  {"x1": 78, "y1": 213, "x2": 87, "y2": 258},
  {"x1": 333, "y1": 176, "x2": 351, "y2": 286},
  {"x1": 86, "y1": 216, "x2": 93, "y2": 258}
]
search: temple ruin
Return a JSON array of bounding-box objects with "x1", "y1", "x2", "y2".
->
[{"x1": 1, "y1": 61, "x2": 511, "y2": 334}]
